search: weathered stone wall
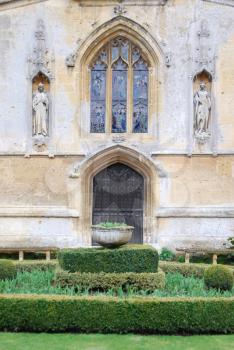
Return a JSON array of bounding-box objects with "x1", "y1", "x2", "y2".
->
[{"x1": 0, "y1": 0, "x2": 233, "y2": 249}]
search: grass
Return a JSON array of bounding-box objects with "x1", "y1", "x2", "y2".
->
[
  {"x1": 0, "y1": 269, "x2": 233, "y2": 297},
  {"x1": 0, "y1": 333, "x2": 233, "y2": 350},
  {"x1": 92, "y1": 221, "x2": 130, "y2": 228}
]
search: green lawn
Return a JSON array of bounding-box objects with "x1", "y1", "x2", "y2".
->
[{"x1": 0, "y1": 333, "x2": 233, "y2": 350}]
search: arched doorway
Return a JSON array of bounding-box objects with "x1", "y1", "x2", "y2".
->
[{"x1": 92, "y1": 163, "x2": 144, "y2": 243}]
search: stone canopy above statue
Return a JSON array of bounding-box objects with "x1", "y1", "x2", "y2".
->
[{"x1": 76, "y1": 0, "x2": 168, "y2": 6}]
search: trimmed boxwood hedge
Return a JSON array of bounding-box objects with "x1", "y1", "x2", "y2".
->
[
  {"x1": 58, "y1": 245, "x2": 159, "y2": 273},
  {"x1": 55, "y1": 270, "x2": 165, "y2": 292},
  {"x1": 0, "y1": 294, "x2": 233, "y2": 334},
  {"x1": 14, "y1": 260, "x2": 58, "y2": 273},
  {"x1": 159, "y1": 261, "x2": 210, "y2": 278},
  {"x1": 159, "y1": 261, "x2": 234, "y2": 278}
]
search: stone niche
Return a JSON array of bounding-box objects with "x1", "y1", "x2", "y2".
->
[
  {"x1": 32, "y1": 72, "x2": 50, "y2": 151},
  {"x1": 193, "y1": 70, "x2": 212, "y2": 144},
  {"x1": 32, "y1": 72, "x2": 50, "y2": 93},
  {"x1": 27, "y1": 18, "x2": 54, "y2": 154},
  {"x1": 193, "y1": 70, "x2": 212, "y2": 94}
]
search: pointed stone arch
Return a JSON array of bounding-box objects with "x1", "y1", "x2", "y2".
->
[
  {"x1": 71, "y1": 145, "x2": 166, "y2": 246},
  {"x1": 77, "y1": 16, "x2": 164, "y2": 68},
  {"x1": 75, "y1": 16, "x2": 164, "y2": 137}
]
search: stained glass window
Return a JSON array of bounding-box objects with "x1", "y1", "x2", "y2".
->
[
  {"x1": 90, "y1": 37, "x2": 149, "y2": 134},
  {"x1": 112, "y1": 58, "x2": 128, "y2": 133},
  {"x1": 133, "y1": 49, "x2": 148, "y2": 133},
  {"x1": 90, "y1": 49, "x2": 107, "y2": 133}
]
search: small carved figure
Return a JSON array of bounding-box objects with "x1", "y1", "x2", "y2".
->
[
  {"x1": 194, "y1": 82, "x2": 211, "y2": 136},
  {"x1": 113, "y1": 5, "x2": 127, "y2": 16},
  {"x1": 165, "y1": 52, "x2": 172, "y2": 67},
  {"x1": 65, "y1": 52, "x2": 77, "y2": 67},
  {"x1": 32, "y1": 83, "x2": 49, "y2": 136}
]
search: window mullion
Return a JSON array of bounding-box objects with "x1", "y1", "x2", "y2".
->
[
  {"x1": 106, "y1": 43, "x2": 112, "y2": 133},
  {"x1": 128, "y1": 44, "x2": 133, "y2": 133}
]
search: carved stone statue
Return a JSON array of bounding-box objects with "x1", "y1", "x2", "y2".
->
[
  {"x1": 32, "y1": 83, "x2": 49, "y2": 136},
  {"x1": 194, "y1": 82, "x2": 211, "y2": 139}
]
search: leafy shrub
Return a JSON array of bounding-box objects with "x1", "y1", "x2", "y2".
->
[
  {"x1": 204, "y1": 265, "x2": 234, "y2": 291},
  {"x1": 159, "y1": 248, "x2": 175, "y2": 261},
  {"x1": 14, "y1": 260, "x2": 58, "y2": 273},
  {"x1": 159, "y1": 261, "x2": 210, "y2": 278},
  {"x1": 0, "y1": 294, "x2": 233, "y2": 333},
  {"x1": 0, "y1": 260, "x2": 17, "y2": 280},
  {"x1": 55, "y1": 270, "x2": 165, "y2": 292},
  {"x1": 58, "y1": 245, "x2": 159, "y2": 273},
  {"x1": 176, "y1": 255, "x2": 185, "y2": 263},
  {"x1": 228, "y1": 237, "x2": 234, "y2": 248}
]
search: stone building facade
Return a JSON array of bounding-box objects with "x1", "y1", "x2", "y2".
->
[{"x1": 0, "y1": 0, "x2": 233, "y2": 250}]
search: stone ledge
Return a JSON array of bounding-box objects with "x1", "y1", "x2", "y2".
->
[
  {"x1": 0, "y1": 206, "x2": 79, "y2": 218},
  {"x1": 0, "y1": 0, "x2": 48, "y2": 11},
  {"x1": 202, "y1": 0, "x2": 234, "y2": 7},
  {"x1": 0, "y1": 0, "x2": 45, "y2": 3},
  {"x1": 156, "y1": 207, "x2": 234, "y2": 218}
]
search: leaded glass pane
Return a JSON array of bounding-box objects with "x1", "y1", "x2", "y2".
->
[
  {"x1": 91, "y1": 71, "x2": 106, "y2": 100},
  {"x1": 90, "y1": 51, "x2": 107, "y2": 133},
  {"x1": 132, "y1": 46, "x2": 141, "y2": 63},
  {"x1": 99, "y1": 49, "x2": 108, "y2": 65},
  {"x1": 112, "y1": 102, "x2": 127, "y2": 133},
  {"x1": 112, "y1": 69, "x2": 127, "y2": 100},
  {"x1": 121, "y1": 40, "x2": 129, "y2": 62},
  {"x1": 112, "y1": 57, "x2": 128, "y2": 133},
  {"x1": 133, "y1": 57, "x2": 148, "y2": 133},
  {"x1": 112, "y1": 56, "x2": 128, "y2": 70},
  {"x1": 112, "y1": 41, "x2": 119, "y2": 62},
  {"x1": 133, "y1": 70, "x2": 148, "y2": 100},
  {"x1": 133, "y1": 100, "x2": 148, "y2": 133},
  {"x1": 111, "y1": 37, "x2": 129, "y2": 64},
  {"x1": 134, "y1": 57, "x2": 148, "y2": 71},
  {"x1": 90, "y1": 101, "x2": 106, "y2": 133}
]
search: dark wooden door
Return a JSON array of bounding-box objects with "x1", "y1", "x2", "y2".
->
[{"x1": 92, "y1": 163, "x2": 144, "y2": 243}]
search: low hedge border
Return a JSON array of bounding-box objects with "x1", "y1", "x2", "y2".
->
[
  {"x1": 159, "y1": 261, "x2": 234, "y2": 278},
  {"x1": 14, "y1": 260, "x2": 58, "y2": 273},
  {"x1": 58, "y1": 245, "x2": 159, "y2": 273},
  {"x1": 0, "y1": 294, "x2": 233, "y2": 334},
  {"x1": 55, "y1": 270, "x2": 165, "y2": 292}
]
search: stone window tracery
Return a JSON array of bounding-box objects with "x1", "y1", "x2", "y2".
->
[{"x1": 90, "y1": 37, "x2": 149, "y2": 133}]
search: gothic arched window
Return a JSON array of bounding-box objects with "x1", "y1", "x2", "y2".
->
[{"x1": 90, "y1": 37, "x2": 149, "y2": 133}]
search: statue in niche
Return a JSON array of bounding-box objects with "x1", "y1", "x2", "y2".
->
[
  {"x1": 194, "y1": 81, "x2": 211, "y2": 140},
  {"x1": 32, "y1": 83, "x2": 49, "y2": 137}
]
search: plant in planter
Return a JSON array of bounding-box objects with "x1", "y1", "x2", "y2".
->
[
  {"x1": 91, "y1": 222, "x2": 134, "y2": 248},
  {"x1": 227, "y1": 237, "x2": 234, "y2": 248}
]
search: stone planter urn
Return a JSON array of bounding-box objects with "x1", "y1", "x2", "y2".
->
[{"x1": 91, "y1": 223, "x2": 134, "y2": 248}]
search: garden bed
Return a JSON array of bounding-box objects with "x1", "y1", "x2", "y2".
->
[
  {"x1": 0, "y1": 269, "x2": 233, "y2": 297},
  {"x1": 0, "y1": 266, "x2": 233, "y2": 334}
]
